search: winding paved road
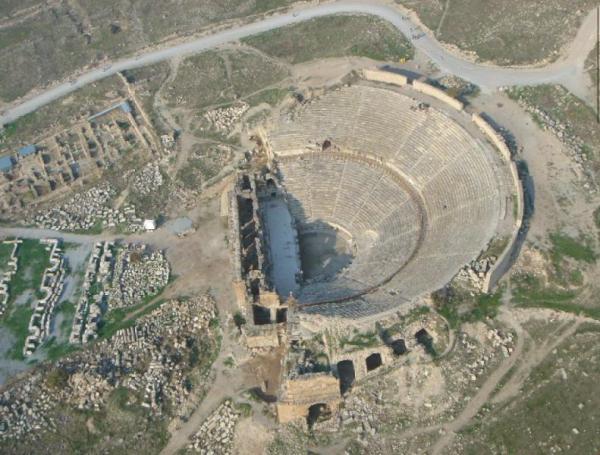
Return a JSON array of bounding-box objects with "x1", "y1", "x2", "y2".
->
[{"x1": 1, "y1": 0, "x2": 598, "y2": 126}]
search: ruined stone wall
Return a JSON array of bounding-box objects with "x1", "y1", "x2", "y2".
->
[
  {"x1": 471, "y1": 113, "x2": 524, "y2": 292},
  {"x1": 228, "y1": 189, "x2": 243, "y2": 281},
  {"x1": 276, "y1": 373, "x2": 341, "y2": 423},
  {"x1": 411, "y1": 80, "x2": 464, "y2": 111},
  {"x1": 244, "y1": 325, "x2": 280, "y2": 348},
  {"x1": 331, "y1": 345, "x2": 394, "y2": 380},
  {"x1": 362, "y1": 69, "x2": 408, "y2": 86}
]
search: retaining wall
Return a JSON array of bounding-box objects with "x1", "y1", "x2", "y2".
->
[
  {"x1": 472, "y1": 114, "x2": 524, "y2": 292},
  {"x1": 362, "y1": 69, "x2": 408, "y2": 86},
  {"x1": 411, "y1": 80, "x2": 464, "y2": 111}
]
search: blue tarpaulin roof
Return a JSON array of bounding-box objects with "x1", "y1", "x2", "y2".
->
[
  {"x1": 18, "y1": 144, "x2": 36, "y2": 157},
  {"x1": 120, "y1": 101, "x2": 132, "y2": 113},
  {"x1": 0, "y1": 155, "x2": 13, "y2": 171},
  {"x1": 89, "y1": 100, "x2": 132, "y2": 120}
]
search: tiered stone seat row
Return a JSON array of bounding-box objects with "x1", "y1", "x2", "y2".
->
[{"x1": 269, "y1": 85, "x2": 509, "y2": 310}]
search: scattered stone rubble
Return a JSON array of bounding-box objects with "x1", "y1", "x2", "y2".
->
[
  {"x1": 70, "y1": 241, "x2": 115, "y2": 344},
  {"x1": 23, "y1": 239, "x2": 66, "y2": 356},
  {"x1": 187, "y1": 400, "x2": 240, "y2": 454},
  {"x1": 161, "y1": 134, "x2": 176, "y2": 151},
  {"x1": 110, "y1": 243, "x2": 170, "y2": 308},
  {"x1": 0, "y1": 295, "x2": 217, "y2": 441},
  {"x1": 0, "y1": 239, "x2": 21, "y2": 315},
  {"x1": 32, "y1": 182, "x2": 143, "y2": 232},
  {"x1": 339, "y1": 394, "x2": 379, "y2": 438},
  {"x1": 456, "y1": 256, "x2": 496, "y2": 291},
  {"x1": 461, "y1": 328, "x2": 514, "y2": 381},
  {"x1": 70, "y1": 242, "x2": 169, "y2": 344},
  {"x1": 0, "y1": 371, "x2": 55, "y2": 440},
  {"x1": 506, "y1": 87, "x2": 597, "y2": 191},
  {"x1": 203, "y1": 102, "x2": 249, "y2": 134},
  {"x1": 131, "y1": 162, "x2": 164, "y2": 196}
]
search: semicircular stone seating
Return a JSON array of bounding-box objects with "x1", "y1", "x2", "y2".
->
[{"x1": 269, "y1": 85, "x2": 509, "y2": 313}]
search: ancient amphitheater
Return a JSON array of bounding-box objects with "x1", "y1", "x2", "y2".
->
[{"x1": 260, "y1": 79, "x2": 521, "y2": 318}]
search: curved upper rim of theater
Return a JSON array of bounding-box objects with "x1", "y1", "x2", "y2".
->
[{"x1": 267, "y1": 81, "x2": 521, "y2": 310}]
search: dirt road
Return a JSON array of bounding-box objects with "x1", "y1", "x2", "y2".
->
[{"x1": 1, "y1": 0, "x2": 598, "y2": 126}]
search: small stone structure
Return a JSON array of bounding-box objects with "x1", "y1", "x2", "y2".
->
[
  {"x1": 23, "y1": 239, "x2": 65, "y2": 356},
  {"x1": 0, "y1": 98, "x2": 160, "y2": 219},
  {"x1": 228, "y1": 170, "x2": 293, "y2": 348},
  {"x1": 0, "y1": 295, "x2": 217, "y2": 441},
  {"x1": 32, "y1": 181, "x2": 143, "y2": 232},
  {"x1": 276, "y1": 373, "x2": 341, "y2": 424},
  {"x1": 187, "y1": 400, "x2": 240, "y2": 454},
  {"x1": 0, "y1": 239, "x2": 21, "y2": 316},
  {"x1": 109, "y1": 243, "x2": 170, "y2": 308},
  {"x1": 70, "y1": 241, "x2": 116, "y2": 344}
]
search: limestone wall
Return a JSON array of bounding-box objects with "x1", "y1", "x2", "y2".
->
[
  {"x1": 244, "y1": 325, "x2": 280, "y2": 348},
  {"x1": 362, "y1": 69, "x2": 408, "y2": 87},
  {"x1": 471, "y1": 114, "x2": 524, "y2": 292},
  {"x1": 411, "y1": 80, "x2": 464, "y2": 111},
  {"x1": 471, "y1": 114, "x2": 511, "y2": 160},
  {"x1": 331, "y1": 345, "x2": 394, "y2": 380},
  {"x1": 0, "y1": 239, "x2": 21, "y2": 315},
  {"x1": 277, "y1": 373, "x2": 341, "y2": 423}
]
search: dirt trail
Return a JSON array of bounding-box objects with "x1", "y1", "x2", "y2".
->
[
  {"x1": 0, "y1": 2, "x2": 58, "y2": 30},
  {"x1": 429, "y1": 308, "x2": 525, "y2": 454},
  {"x1": 429, "y1": 312, "x2": 584, "y2": 454},
  {"x1": 491, "y1": 318, "x2": 581, "y2": 404},
  {"x1": 159, "y1": 326, "x2": 243, "y2": 455}
]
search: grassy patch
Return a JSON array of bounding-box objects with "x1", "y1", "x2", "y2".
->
[
  {"x1": 511, "y1": 272, "x2": 600, "y2": 319},
  {"x1": 42, "y1": 336, "x2": 81, "y2": 361},
  {"x1": 339, "y1": 330, "x2": 379, "y2": 350},
  {"x1": 433, "y1": 287, "x2": 503, "y2": 329},
  {"x1": 176, "y1": 143, "x2": 233, "y2": 190},
  {"x1": 235, "y1": 401, "x2": 253, "y2": 418},
  {"x1": 57, "y1": 299, "x2": 76, "y2": 332},
  {"x1": 459, "y1": 327, "x2": 600, "y2": 453},
  {"x1": 396, "y1": 0, "x2": 596, "y2": 65},
  {"x1": 98, "y1": 297, "x2": 166, "y2": 341},
  {"x1": 8, "y1": 239, "x2": 51, "y2": 301},
  {"x1": 0, "y1": 241, "x2": 14, "y2": 275},
  {"x1": 166, "y1": 49, "x2": 288, "y2": 112},
  {"x1": 246, "y1": 87, "x2": 290, "y2": 107},
  {"x1": 2, "y1": 300, "x2": 34, "y2": 359},
  {"x1": 243, "y1": 15, "x2": 413, "y2": 64},
  {"x1": 506, "y1": 84, "x2": 600, "y2": 182},
  {"x1": 1, "y1": 238, "x2": 64, "y2": 359},
  {"x1": 481, "y1": 236, "x2": 510, "y2": 260},
  {"x1": 549, "y1": 232, "x2": 596, "y2": 264}
]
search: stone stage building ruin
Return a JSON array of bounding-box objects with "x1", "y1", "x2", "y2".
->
[{"x1": 227, "y1": 69, "x2": 523, "y2": 424}]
